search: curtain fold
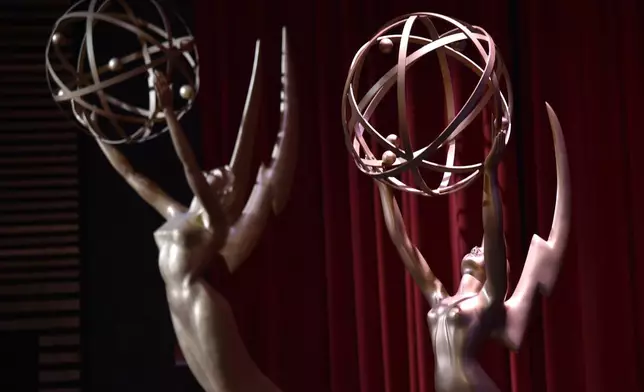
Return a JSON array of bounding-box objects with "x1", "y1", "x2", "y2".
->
[{"x1": 193, "y1": 0, "x2": 644, "y2": 390}]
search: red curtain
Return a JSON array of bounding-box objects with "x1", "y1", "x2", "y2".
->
[{"x1": 193, "y1": 0, "x2": 644, "y2": 391}]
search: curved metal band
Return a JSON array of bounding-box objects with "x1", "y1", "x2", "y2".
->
[
  {"x1": 45, "y1": 0, "x2": 200, "y2": 144},
  {"x1": 342, "y1": 12, "x2": 513, "y2": 196}
]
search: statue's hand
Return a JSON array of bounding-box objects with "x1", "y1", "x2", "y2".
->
[
  {"x1": 484, "y1": 131, "x2": 506, "y2": 170},
  {"x1": 154, "y1": 70, "x2": 173, "y2": 109}
]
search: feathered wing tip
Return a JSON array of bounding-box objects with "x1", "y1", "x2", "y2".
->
[
  {"x1": 544, "y1": 102, "x2": 571, "y2": 252},
  {"x1": 227, "y1": 39, "x2": 264, "y2": 221},
  {"x1": 538, "y1": 102, "x2": 571, "y2": 295},
  {"x1": 499, "y1": 103, "x2": 572, "y2": 350},
  {"x1": 217, "y1": 28, "x2": 299, "y2": 272},
  {"x1": 266, "y1": 27, "x2": 298, "y2": 215}
]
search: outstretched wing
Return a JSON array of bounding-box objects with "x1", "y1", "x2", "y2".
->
[
  {"x1": 227, "y1": 39, "x2": 264, "y2": 223},
  {"x1": 219, "y1": 28, "x2": 298, "y2": 273},
  {"x1": 265, "y1": 27, "x2": 298, "y2": 215},
  {"x1": 500, "y1": 103, "x2": 571, "y2": 350}
]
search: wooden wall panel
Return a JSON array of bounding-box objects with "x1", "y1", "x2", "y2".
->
[{"x1": 0, "y1": 0, "x2": 80, "y2": 391}]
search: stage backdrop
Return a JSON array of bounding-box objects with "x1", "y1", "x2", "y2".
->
[{"x1": 192, "y1": 0, "x2": 644, "y2": 391}]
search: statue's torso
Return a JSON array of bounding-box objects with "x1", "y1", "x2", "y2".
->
[
  {"x1": 153, "y1": 213, "x2": 229, "y2": 388},
  {"x1": 428, "y1": 293, "x2": 499, "y2": 392},
  {"x1": 154, "y1": 212, "x2": 212, "y2": 287},
  {"x1": 152, "y1": 212, "x2": 280, "y2": 392}
]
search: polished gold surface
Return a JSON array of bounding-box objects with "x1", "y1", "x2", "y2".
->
[
  {"x1": 346, "y1": 12, "x2": 571, "y2": 392},
  {"x1": 96, "y1": 29, "x2": 296, "y2": 392}
]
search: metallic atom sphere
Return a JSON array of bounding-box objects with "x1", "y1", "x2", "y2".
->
[
  {"x1": 107, "y1": 57, "x2": 122, "y2": 72},
  {"x1": 51, "y1": 32, "x2": 65, "y2": 45},
  {"x1": 386, "y1": 133, "x2": 399, "y2": 147},
  {"x1": 379, "y1": 37, "x2": 394, "y2": 54},
  {"x1": 179, "y1": 85, "x2": 195, "y2": 100},
  {"x1": 45, "y1": 0, "x2": 200, "y2": 144},
  {"x1": 342, "y1": 13, "x2": 514, "y2": 196},
  {"x1": 381, "y1": 150, "x2": 397, "y2": 167}
]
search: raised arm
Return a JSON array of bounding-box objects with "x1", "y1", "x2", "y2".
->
[
  {"x1": 219, "y1": 28, "x2": 298, "y2": 273},
  {"x1": 154, "y1": 71, "x2": 226, "y2": 227},
  {"x1": 501, "y1": 103, "x2": 571, "y2": 350},
  {"x1": 481, "y1": 132, "x2": 508, "y2": 306},
  {"x1": 96, "y1": 140, "x2": 185, "y2": 220},
  {"x1": 377, "y1": 182, "x2": 447, "y2": 307}
]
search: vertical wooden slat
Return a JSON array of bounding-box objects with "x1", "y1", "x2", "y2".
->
[{"x1": 0, "y1": 1, "x2": 81, "y2": 390}]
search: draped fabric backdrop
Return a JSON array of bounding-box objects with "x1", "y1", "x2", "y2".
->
[{"x1": 191, "y1": 0, "x2": 644, "y2": 391}]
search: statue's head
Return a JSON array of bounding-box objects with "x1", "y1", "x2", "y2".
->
[
  {"x1": 204, "y1": 166, "x2": 235, "y2": 211},
  {"x1": 461, "y1": 246, "x2": 486, "y2": 282},
  {"x1": 459, "y1": 244, "x2": 511, "y2": 296},
  {"x1": 455, "y1": 246, "x2": 486, "y2": 294},
  {"x1": 187, "y1": 166, "x2": 235, "y2": 220},
  {"x1": 204, "y1": 166, "x2": 234, "y2": 194}
]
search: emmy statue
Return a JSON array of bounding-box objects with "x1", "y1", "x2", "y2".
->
[
  {"x1": 46, "y1": 1, "x2": 294, "y2": 391},
  {"x1": 342, "y1": 13, "x2": 571, "y2": 392}
]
